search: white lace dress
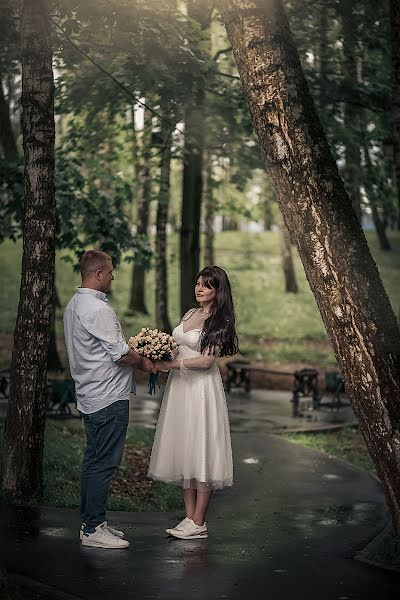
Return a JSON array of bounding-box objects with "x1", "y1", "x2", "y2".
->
[{"x1": 148, "y1": 312, "x2": 233, "y2": 490}]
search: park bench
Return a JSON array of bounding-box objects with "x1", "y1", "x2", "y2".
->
[
  {"x1": 225, "y1": 360, "x2": 348, "y2": 417},
  {"x1": 0, "y1": 370, "x2": 78, "y2": 419}
]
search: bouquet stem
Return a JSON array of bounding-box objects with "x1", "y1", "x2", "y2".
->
[{"x1": 148, "y1": 372, "x2": 160, "y2": 396}]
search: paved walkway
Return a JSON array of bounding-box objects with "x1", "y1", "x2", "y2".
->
[
  {"x1": 127, "y1": 384, "x2": 358, "y2": 433},
  {"x1": 1, "y1": 386, "x2": 398, "y2": 598}
]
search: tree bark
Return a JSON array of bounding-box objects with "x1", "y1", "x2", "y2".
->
[
  {"x1": 0, "y1": 76, "x2": 17, "y2": 158},
  {"x1": 155, "y1": 104, "x2": 174, "y2": 334},
  {"x1": 180, "y1": 0, "x2": 212, "y2": 315},
  {"x1": 203, "y1": 150, "x2": 215, "y2": 266},
  {"x1": 390, "y1": 0, "x2": 400, "y2": 230},
  {"x1": 128, "y1": 107, "x2": 152, "y2": 314},
  {"x1": 220, "y1": 0, "x2": 400, "y2": 535},
  {"x1": 338, "y1": 0, "x2": 362, "y2": 223},
  {"x1": 280, "y1": 221, "x2": 298, "y2": 293},
  {"x1": 3, "y1": 0, "x2": 55, "y2": 498},
  {"x1": 180, "y1": 85, "x2": 205, "y2": 314}
]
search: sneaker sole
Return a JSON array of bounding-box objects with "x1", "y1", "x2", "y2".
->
[
  {"x1": 168, "y1": 531, "x2": 208, "y2": 540},
  {"x1": 81, "y1": 540, "x2": 130, "y2": 549}
]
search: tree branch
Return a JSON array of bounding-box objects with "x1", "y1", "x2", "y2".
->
[
  {"x1": 213, "y1": 46, "x2": 232, "y2": 61},
  {"x1": 50, "y1": 18, "x2": 183, "y2": 135}
]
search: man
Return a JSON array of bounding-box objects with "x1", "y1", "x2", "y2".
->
[{"x1": 63, "y1": 249, "x2": 156, "y2": 549}]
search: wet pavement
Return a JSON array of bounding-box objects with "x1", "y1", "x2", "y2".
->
[
  {"x1": 0, "y1": 383, "x2": 358, "y2": 432},
  {"x1": 129, "y1": 384, "x2": 358, "y2": 433},
  {"x1": 1, "y1": 432, "x2": 399, "y2": 598},
  {"x1": 1, "y1": 385, "x2": 398, "y2": 598}
]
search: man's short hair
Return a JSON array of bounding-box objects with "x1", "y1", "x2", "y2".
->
[{"x1": 80, "y1": 250, "x2": 112, "y2": 278}]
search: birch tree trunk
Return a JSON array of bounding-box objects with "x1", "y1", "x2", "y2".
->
[
  {"x1": 3, "y1": 0, "x2": 55, "y2": 498},
  {"x1": 220, "y1": 0, "x2": 400, "y2": 535},
  {"x1": 390, "y1": 0, "x2": 400, "y2": 230}
]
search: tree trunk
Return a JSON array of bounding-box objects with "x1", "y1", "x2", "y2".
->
[
  {"x1": 3, "y1": 0, "x2": 55, "y2": 498},
  {"x1": 128, "y1": 107, "x2": 152, "y2": 314},
  {"x1": 180, "y1": 0, "x2": 212, "y2": 315},
  {"x1": 220, "y1": 0, "x2": 400, "y2": 535},
  {"x1": 180, "y1": 86, "x2": 205, "y2": 314},
  {"x1": 47, "y1": 284, "x2": 63, "y2": 372},
  {"x1": 362, "y1": 137, "x2": 392, "y2": 252},
  {"x1": 390, "y1": 0, "x2": 400, "y2": 230},
  {"x1": 203, "y1": 150, "x2": 215, "y2": 266},
  {"x1": 155, "y1": 105, "x2": 174, "y2": 334},
  {"x1": 0, "y1": 75, "x2": 17, "y2": 158},
  {"x1": 339, "y1": 0, "x2": 362, "y2": 223},
  {"x1": 317, "y1": 4, "x2": 329, "y2": 113},
  {"x1": 280, "y1": 221, "x2": 298, "y2": 293}
]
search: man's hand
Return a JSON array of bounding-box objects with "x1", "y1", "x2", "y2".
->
[
  {"x1": 141, "y1": 357, "x2": 157, "y2": 374},
  {"x1": 155, "y1": 360, "x2": 175, "y2": 372}
]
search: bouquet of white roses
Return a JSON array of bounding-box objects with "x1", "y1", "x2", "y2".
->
[{"x1": 128, "y1": 328, "x2": 178, "y2": 395}]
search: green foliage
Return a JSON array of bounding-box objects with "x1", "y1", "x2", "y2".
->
[
  {"x1": 0, "y1": 420, "x2": 182, "y2": 512},
  {"x1": 1, "y1": 230, "x2": 399, "y2": 368},
  {"x1": 281, "y1": 426, "x2": 375, "y2": 473}
]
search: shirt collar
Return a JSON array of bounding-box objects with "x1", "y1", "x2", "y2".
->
[{"x1": 76, "y1": 287, "x2": 108, "y2": 302}]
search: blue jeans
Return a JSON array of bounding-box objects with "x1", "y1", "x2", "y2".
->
[{"x1": 81, "y1": 400, "x2": 129, "y2": 533}]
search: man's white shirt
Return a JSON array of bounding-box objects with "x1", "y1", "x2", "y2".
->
[{"x1": 63, "y1": 287, "x2": 132, "y2": 414}]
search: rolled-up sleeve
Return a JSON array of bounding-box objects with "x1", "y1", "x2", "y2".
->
[{"x1": 81, "y1": 307, "x2": 129, "y2": 361}]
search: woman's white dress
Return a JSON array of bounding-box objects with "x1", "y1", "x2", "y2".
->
[{"x1": 148, "y1": 316, "x2": 233, "y2": 490}]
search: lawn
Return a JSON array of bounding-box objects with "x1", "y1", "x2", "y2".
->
[
  {"x1": 0, "y1": 230, "x2": 399, "y2": 369},
  {"x1": 0, "y1": 420, "x2": 182, "y2": 512},
  {"x1": 280, "y1": 426, "x2": 375, "y2": 474}
]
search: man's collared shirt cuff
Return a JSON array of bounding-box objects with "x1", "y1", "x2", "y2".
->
[{"x1": 106, "y1": 341, "x2": 130, "y2": 362}]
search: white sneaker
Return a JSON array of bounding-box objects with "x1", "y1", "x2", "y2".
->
[
  {"x1": 168, "y1": 519, "x2": 208, "y2": 540},
  {"x1": 165, "y1": 516, "x2": 191, "y2": 536},
  {"x1": 80, "y1": 521, "x2": 125, "y2": 541},
  {"x1": 81, "y1": 523, "x2": 130, "y2": 549}
]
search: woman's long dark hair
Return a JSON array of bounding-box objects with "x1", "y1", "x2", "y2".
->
[{"x1": 196, "y1": 266, "x2": 239, "y2": 357}]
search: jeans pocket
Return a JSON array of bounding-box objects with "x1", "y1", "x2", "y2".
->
[
  {"x1": 115, "y1": 400, "x2": 129, "y2": 426},
  {"x1": 84, "y1": 406, "x2": 107, "y2": 426}
]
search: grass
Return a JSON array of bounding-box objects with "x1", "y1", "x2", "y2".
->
[
  {"x1": 1, "y1": 230, "x2": 399, "y2": 369},
  {"x1": 0, "y1": 420, "x2": 182, "y2": 512},
  {"x1": 279, "y1": 426, "x2": 375, "y2": 473}
]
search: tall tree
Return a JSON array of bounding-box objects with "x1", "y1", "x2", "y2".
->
[
  {"x1": 128, "y1": 106, "x2": 153, "y2": 315},
  {"x1": 180, "y1": 0, "x2": 212, "y2": 314},
  {"x1": 3, "y1": 0, "x2": 55, "y2": 497},
  {"x1": 155, "y1": 100, "x2": 175, "y2": 333},
  {"x1": 203, "y1": 149, "x2": 215, "y2": 266},
  {"x1": 220, "y1": 0, "x2": 400, "y2": 535},
  {"x1": 280, "y1": 221, "x2": 298, "y2": 293},
  {"x1": 390, "y1": 0, "x2": 400, "y2": 230},
  {"x1": 0, "y1": 77, "x2": 17, "y2": 157},
  {"x1": 338, "y1": 0, "x2": 362, "y2": 223},
  {"x1": 362, "y1": 139, "x2": 391, "y2": 252}
]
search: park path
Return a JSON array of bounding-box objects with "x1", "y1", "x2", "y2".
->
[{"x1": 1, "y1": 387, "x2": 399, "y2": 598}]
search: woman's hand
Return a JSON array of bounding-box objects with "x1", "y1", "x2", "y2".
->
[{"x1": 156, "y1": 360, "x2": 172, "y2": 372}]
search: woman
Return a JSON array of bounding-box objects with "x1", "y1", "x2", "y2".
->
[{"x1": 148, "y1": 265, "x2": 238, "y2": 540}]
